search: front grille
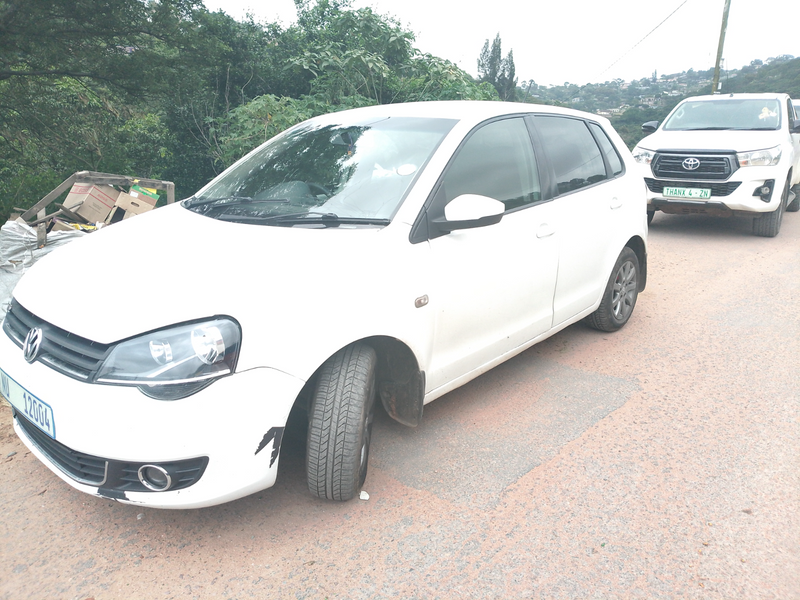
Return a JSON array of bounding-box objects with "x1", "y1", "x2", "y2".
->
[
  {"x1": 14, "y1": 410, "x2": 209, "y2": 493},
  {"x1": 645, "y1": 178, "x2": 742, "y2": 197},
  {"x1": 652, "y1": 153, "x2": 737, "y2": 180},
  {"x1": 15, "y1": 410, "x2": 108, "y2": 484},
  {"x1": 3, "y1": 299, "x2": 110, "y2": 381}
]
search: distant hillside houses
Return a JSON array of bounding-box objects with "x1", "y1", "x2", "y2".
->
[{"x1": 518, "y1": 55, "x2": 797, "y2": 119}]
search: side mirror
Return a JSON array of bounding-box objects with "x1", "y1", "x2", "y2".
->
[
  {"x1": 642, "y1": 121, "x2": 659, "y2": 133},
  {"x1": 431, "y1": 194, "x2": 505, "y2": 234}
]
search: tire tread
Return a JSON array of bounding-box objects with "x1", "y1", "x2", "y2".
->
[{"x1": 307, "y1": 343, "x2": 376, "y2": 501}]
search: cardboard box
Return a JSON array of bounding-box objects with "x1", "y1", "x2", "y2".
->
[
  {"x1": 128, "y1": 185, "x2": 159, "y2": 206},
  {"x1": 50, "y1": 219, "x2": 75, "y2": 232},
  {"x1": 50, "y1": 218, "x2": 96, "y2": 232},
  {"x1": 105, "y1": 191, "x2": 155, "y2": 224},
  {"x1": 63, "y1": 184, "x2": 120, "y2": 223}
]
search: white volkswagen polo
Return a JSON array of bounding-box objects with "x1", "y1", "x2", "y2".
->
[{"x1": 0, "y1": 101, "x2": 647, "y2": 508}]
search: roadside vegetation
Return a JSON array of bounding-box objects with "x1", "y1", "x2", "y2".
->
[{"x1": 1, "y1": 0, "x2": 797, "y2": 222}]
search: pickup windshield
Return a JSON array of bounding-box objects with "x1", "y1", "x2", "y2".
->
[
  {"x1": 184, "y1": 116, "x2": 456, "y2": 226},
  {"x1": 664, "y1": 99, "x2": 781, "y2": 131}
]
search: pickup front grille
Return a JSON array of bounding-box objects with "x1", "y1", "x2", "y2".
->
[
  {"x1": 3, "y1": 299, "x2": 110, "y2": 381},
  {"x1": 652, "y1": 153, "x2": 737, "y2": 180}
]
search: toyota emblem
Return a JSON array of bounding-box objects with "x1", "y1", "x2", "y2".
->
[
  {"x1": 22, "y1": 327, "x2": 43, "y2": 363},
  {"x1": 682, "y1": 157, "x2": 701, "y2": 171}
]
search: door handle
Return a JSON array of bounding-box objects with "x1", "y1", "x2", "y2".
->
[{"x1": 536, "y1": 223, "x2": 555, "y2": 238}]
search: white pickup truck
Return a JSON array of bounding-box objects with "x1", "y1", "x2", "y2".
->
[{"x1": 633, "y1": 93, "x2": 800, "y2": 237}]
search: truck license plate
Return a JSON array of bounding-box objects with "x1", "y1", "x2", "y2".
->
[{"x1": 663, "y1": 187, "x2": 711, "y2": 199}]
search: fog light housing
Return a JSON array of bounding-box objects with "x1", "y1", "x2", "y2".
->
[
  {"x1": 754, "y1": 180, "x2": 774, "y2": 203},
  {"x1": 138, "y1": 464, "x2": 173, "y2": 491}
]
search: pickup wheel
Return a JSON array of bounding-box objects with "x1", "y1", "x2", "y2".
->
[
  {"x1": 647, "y1": 210, "x2": 655, "y2": 225},
  {"x1": 585, "y1": 247, "x2": 639, "y2": 332},
  {"x1": 753, "y1": 177, "x2": 788, "y2": 237},
  {"x1": 306, "y1": 343, "x2": 377, "y2": 501}
]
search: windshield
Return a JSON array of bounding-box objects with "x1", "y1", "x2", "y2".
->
[
  {"x1": 184, "y1": 116, "x2": 456, "y2": 226},
  {"x1": 663, "y1": 98, "x2": 782, "y2": 131}
]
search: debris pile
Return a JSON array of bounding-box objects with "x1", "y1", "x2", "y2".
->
[{"x1": 1, "y1": 171, "x2": 175, "y2": 318}]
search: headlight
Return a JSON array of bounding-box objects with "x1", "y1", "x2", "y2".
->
[
  {"x1": 737, "y1": 146, "x2": 782, "y2": 167},
  {"x1": 632, "y1": 146, "x2": 655, "y2": 165},
  {"x1": 96, "y1": 318, "x2": 241, "y2": 400}
]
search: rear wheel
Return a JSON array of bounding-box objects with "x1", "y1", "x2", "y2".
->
[
  {"x1": 753, "y1": 177, "x2": 788, "y2": 237},
  {"x1": 306, "y1": 343, "x2": 377, "y2": 501},
  {"x1": 585, "y1": 247, "x2": 639, "y2": 332},
  {"x1": 647, "y1": 210, "x2": 655, "y2": 225}
]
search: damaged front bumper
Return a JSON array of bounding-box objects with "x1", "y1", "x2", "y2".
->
[{"x1": 1, "y1": 336, "x2": 305, "y2": 509}]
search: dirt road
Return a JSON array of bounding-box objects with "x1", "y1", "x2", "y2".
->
[{"x1": 2, "y1": 212, "x2": 798, "y2": 599}]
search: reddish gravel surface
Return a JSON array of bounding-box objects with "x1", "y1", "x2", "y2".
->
[{"x1": 1, "y1": 212, "x2": 798, "y2": 600}]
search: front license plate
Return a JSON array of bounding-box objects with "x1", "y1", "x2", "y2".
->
[
  {"x1": 0, "y1": 367, "x2": 56, "y2": 439},
  {"x1": 663, "y1": 186, "x2": 711, "y2": 199}
]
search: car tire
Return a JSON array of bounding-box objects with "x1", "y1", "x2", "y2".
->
[
  {"x1": 647, "y1": 210, "x2": 655, "y2": 225},
  {"x1": 307, "y1": 342, "x2": 377, "y2": 501},
  {"x1": 753, "y1": 177, "x2": 788, "y2": 237},
  {"x1": 585, "y1": 247, "x2": 639, "y2": 332}
]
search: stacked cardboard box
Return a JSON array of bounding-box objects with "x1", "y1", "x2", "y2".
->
[
  {"x1": 62, "y1": 184, "x2": 120, "y2": 223},
  {"x1": 106, "y1": 185, "x2": 159, "y2": 224},
  {"x1": 50, "y1": 183, "x2": 160, "y2": 234}
]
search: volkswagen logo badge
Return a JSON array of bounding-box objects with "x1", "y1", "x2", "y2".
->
[
  {"x1": 682, "y1": 157, "x2": 701, "y2": 171},
  {"x1": 22, "y1": 327, "x2": 43, "y2": 363}
]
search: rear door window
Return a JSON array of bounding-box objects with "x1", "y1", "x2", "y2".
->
[{"x1": 534, "y1": 116, "x2": 607, "y2": 195}]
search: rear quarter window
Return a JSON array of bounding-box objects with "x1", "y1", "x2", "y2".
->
[{"x1": 588, "y1": 122, "x2": 623, "y2": 177}]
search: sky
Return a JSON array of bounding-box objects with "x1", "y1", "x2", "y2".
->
[{"x1": 202, "y1": 0, "x2": 799, "y2": 87}]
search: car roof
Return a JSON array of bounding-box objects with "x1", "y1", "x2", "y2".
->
[{"x1": 307, "y1": 100, "x2": 609, "y2": 127}]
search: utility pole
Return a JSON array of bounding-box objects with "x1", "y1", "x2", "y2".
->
[{"x1": 711, "y1": 0, "x2": 731, "y2": 94}]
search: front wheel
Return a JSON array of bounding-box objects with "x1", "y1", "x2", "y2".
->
[
  {"x1": 753, "y1": 177, "x2": 788, "y2": 237},
  {"x1": 585, "y1": 247, "x2": 640, "y2": 332},
  {"x1": 307, "y1": 343, "x2": 377, "y2": 501}
]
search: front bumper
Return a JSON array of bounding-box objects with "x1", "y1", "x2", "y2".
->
[
  {"x1": 0, "y1": 334, "x2": 305, "y2": 509},
  {"x1": 644, "y1": 167, "x2": 789, "y2": 216}
]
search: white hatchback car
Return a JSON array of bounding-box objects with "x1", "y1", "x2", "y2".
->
[
  {"x1": 0, "y1": 102, "x2": 647, "y2": 508},
  {"x1": 633, "y1": 93, "x2": 800, "y2": 236}
]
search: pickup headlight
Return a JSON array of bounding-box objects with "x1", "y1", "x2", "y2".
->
[
  {"x1": 96, "y1": 317, "x2": 241, "y2": 400},
  {"x1": 737, "y1": 146, "x2": 782, "y2": 167},
  {"x1": 632, "y1": 146, "x2": 655, "y2": 165}
]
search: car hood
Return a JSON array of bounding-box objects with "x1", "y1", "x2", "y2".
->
[
  {"x1": 638, "y1": 129, "x2": 784, "y2": 153},
  {"x1": 12, "y1": 203, "x2": 393, "y2": 345}
]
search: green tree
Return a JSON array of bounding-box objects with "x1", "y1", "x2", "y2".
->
[{"x1": 477, "y1": 34, "x2": 516, "y2": 101}]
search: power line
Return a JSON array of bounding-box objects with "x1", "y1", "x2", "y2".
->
[{"x1": 597, "y1": 0, "x2": 690, "y2": 80}]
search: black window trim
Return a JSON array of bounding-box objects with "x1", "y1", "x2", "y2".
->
[{"x1": 408, "y1": 112, "x2": 630, "y2": 244}]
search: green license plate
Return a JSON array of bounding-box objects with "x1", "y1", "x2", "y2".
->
[{"x1": 663, "y1": 187, "x2": 711, "y2": 199}]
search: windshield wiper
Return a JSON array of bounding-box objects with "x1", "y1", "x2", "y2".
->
[
  {"x1": 218, "y1": 211, "x2": 390, "y2": 227},
  {"x1": 184, "y1": 196, "x2": 252, "y2": 208}
]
